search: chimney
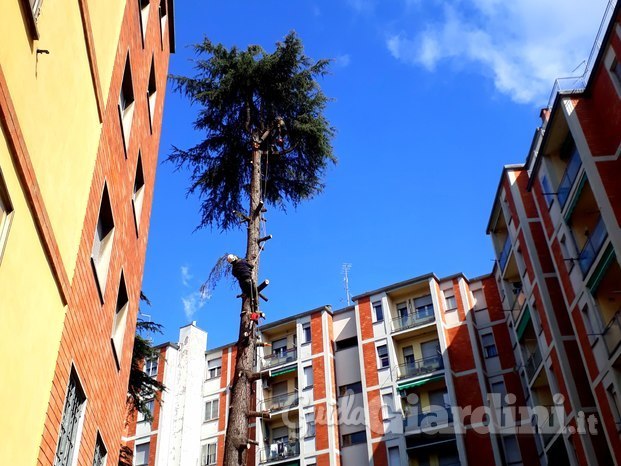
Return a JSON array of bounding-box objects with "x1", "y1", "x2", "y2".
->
[{"x1": 539, "y1": 108, "x2": 551, "y2": 126}]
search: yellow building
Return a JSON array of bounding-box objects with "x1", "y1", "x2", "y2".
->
[{"x1": 0, "y1": 0, "x2": 174, "y2": 464}]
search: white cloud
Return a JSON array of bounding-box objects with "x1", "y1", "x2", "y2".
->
[
  {"x1": 181, "y1": 265, "x2": 193, "y2": 287},
  {"x1": 386, "y1": 0, "x2": 609, "y2": 104},
  {"x1": 335, "y1": 54, "x2": 352, "y2": 68},
  {"x1": 181, "y1": 291, "x2": 207, "y2": 321},
  {"x1": 347, "y1": 0, "x2": 375, "y2": 14}
]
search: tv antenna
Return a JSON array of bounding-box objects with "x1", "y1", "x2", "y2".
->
[{"x1": 342, "y1": 263, "x2": 352, "y2": 306}]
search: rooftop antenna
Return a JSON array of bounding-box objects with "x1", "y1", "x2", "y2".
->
[{"x1": 342, "y1": 263, "x2": 352, "y2": 306}]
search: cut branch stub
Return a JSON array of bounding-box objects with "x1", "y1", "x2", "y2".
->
[
  {"x1": 257, "y1": 235, "x2": 272, "y2": 245},
  {"x1": 247, "y1": 410, "x2": 271, "y2": 419},
  {"x1": 257, "y1": 279, "x2": 269, "y2": 292}
]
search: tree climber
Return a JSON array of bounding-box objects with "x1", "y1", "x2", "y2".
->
[{"x1": 227, "y1": 254, "x2": 257, "y2": 305}]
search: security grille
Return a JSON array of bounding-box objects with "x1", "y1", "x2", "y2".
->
[{"x1": 54, "y1": 374, "x2": 86, "y2": 466}]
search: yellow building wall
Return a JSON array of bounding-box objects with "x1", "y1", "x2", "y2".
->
[
  {"x1": 88, "y1": 0, "x2": 125, "y2": 104},
  {"x1": 0, "y1": 0, "x2": 125, "y2": 464},
  {"x1": 0, "y1": 0, "x2": 124, "y2": 283},
  {"x1": 0, "y1": 126, "x2": 66, "y2": 465}
]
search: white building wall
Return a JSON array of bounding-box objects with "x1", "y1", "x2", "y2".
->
[
  {"x1": 155, "y1": 346, "x2": 179, "y2": 465},
  {"x1": 166, "y1": 323, "x2": 208, "y2": 466}
]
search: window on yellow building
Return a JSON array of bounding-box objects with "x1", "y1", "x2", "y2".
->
[{"x1": 0, "y1": 169, "x2": 14, "y2": 265}]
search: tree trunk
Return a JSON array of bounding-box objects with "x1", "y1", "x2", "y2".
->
[{"x1": 223, "y1": 145, "x2": 262, "y2": 466}]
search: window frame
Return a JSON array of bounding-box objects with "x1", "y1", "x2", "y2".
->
[
  {"x1": 377, "y1": 344, "x2": 389, "y2": 369},
  {"x1": 134, "y1": 442, "x2": 150, "y2": 466},
  {"x1": 204, "y1": 398, "x2": 220, "y2": 422},
  {"x1": 303, "y1": 365, "x2": 314, "y2": 389},
  {"x1": 481, "y1": 333, "x2": 498, "y2": 359},
  {"x1": 92, "y1": 433, "x2": 107, "y2": 466},
  {"x1": 206, "y1": 357, "x2": 222, "y2": 379},
  {"x1": 110, "y1": 271, "x2": 129, "y2": 369},
  {"x1": 118, "y1": 54, "x2": 135, "y2": 157},
  {"x1": 91, "y1": 183, "x2": 115, "y2": 302},
  {"x1": 302, "y1": 323, "x2": 311, "y2": 345},
  {"x1": 54, "y1": 369, "x2": 87, "y2": 466},
  {"x1": 372, "y1": 301, "x2": 384, "y2": 322},
  {"x1": 132, "y1": 152, "x2": 146, "y2": 234},
  {"x1": 305, "y1": 412, "x2": 316, "y2": 438},
  {"x1": 0, "y1": 168, "x2": 15, "y2": 265},
  {"x1": 341, "y1": 430, "x2": 367, "y2": 448},
  {"x1": 201, "y1": 442, "x2": 217, "y2": 466},
  {"x1": 145, "y1": 357, "x2": 158, "y2": 378},
  {"x1": 338, "y1": 382, "x2": 363, "y2": 397}
]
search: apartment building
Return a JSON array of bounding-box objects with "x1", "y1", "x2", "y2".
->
[
  {"x1": 486, "y1": 0, "x2": 621, "y2": 464},
  {"x1": 0, "y1": 0, "x2": 174, "y2": 465},
  {"x1": 128, "y1": 2, "x2": 621, "y2": 466}
]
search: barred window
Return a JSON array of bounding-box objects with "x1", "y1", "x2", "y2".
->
[
  {"x1": 54, "y1": 372, "x2": 86, "y2": 466},
  {"x1": 92, "y1": 434, "x2": 107, "y2": 466}
]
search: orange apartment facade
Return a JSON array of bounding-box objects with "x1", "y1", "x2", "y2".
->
[{"x1": 0, "y1": 0, "x2": 174, "y2": 465}]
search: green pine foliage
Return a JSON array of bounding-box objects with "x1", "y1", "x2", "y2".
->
[{"x1": 168, "y1": 32, "x2": 336, "y2": 230}]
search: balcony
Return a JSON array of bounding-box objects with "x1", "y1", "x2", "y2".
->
[
  {"x1": 391, "y1": 310, "x2": 435, "y2": 333},
  {"x1": 578, "y1": 216, "x2": 607, "y2": 275},
  {"x1": 397, "y1": 355, "x2": 443, "y2": 380},
  {"x1": 404, "y1": 407, "x2": 453, "y2": 433},
  {"x1": 262, "y1": 348, "x2": 297, "y2": 370},
  {"x1": 524, "y1": 347, "x2": 543, "y2": 381},
  {"x1": 261, "y1": 392, "x2": 299, "y2": 412},
  {"x1": 258, "y1": 441, "x2": 300, "y2": 464},
  {"x1": 498, "y1": 235, "x2": 512, "y2": 272},
  {"x1": 557, "y1": 148, "x2": 582, "y2": 208},
  {"x1": 603, "y1": 310, "x2": 621, "y2": 356}
]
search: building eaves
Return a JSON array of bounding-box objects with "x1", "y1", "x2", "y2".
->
[
  {"x1": 259, "y1": 305, "x2": 332, "y2": 331},
  {"x1": 153, "y1": 341, "x2": 179, "y2": 350},
  {"x1": 333, "y1": 305, "x2": 355, "y2": 315},
  {"x1": 203, "y1": 304, "x2": 333, "y2": 354},
  {"x1": 351, "y1": 273, "x2": 437, "y2": 302},
  {"x1": 485, "y1": 164, "x2": 525, "y2": 234}
]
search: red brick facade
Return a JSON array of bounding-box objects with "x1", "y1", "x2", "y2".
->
[{"x1": 36, "y1": 0, "x2": 172, "y2": 464}]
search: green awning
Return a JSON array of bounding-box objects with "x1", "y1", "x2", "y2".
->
[
  {"x1": 587, "y1": 244, "x2": 616, "y2": 293},
  {"x1": 563, "y1": 173, "x2": 587, "y2": 223},
  {"x1": 271, "y1": 366, "x2": 297, "y2": 377},
  {"x1": 398, "y1": 375, "x2": 444, "y2": 391},
  {"x1": 516, "y1": 306, "x2": 531, "y2": 341}
]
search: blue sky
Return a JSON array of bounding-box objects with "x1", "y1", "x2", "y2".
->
[{"x1": 142, "y1": 0, "x2": 609, "y2": 348}]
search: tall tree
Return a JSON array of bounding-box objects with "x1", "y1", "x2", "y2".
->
[{"x1": 170, "y1": 32, "x2": 335, "y2": 466}]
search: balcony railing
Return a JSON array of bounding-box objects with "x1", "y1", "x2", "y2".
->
[
  {"x1": 578, "y1": 216, "x2": 607, "y2": 275},
  {"x1": 547, "y1": 0, "x2": 617, "y2": 110},
  {"x1": 557, "y1": 149, "x2": 582, "y2": 208},
  {"x1": 403, "y1": 407, "x2": 453, "y2": 432},
  {"x1": 603, "y1": 310, "x2": 621, "y2": 356},
  {"x1": 397, "y1": 355, "x2": 443, "y2": 380},
  {"x1": 262, "y1": 348, "x2": 297, "y2": 370},
  {"x1": 524, "y1": 347, "x2": 543, "y2": 381},
  {"x1": 261, "y1": 391, "x2": 299, "y2": 412},
  {"x1": 391, "y1": 310, "x2": 435, "y2": 333},
  {"x1": 258, "y1": 441, "x2": 300, "y2": 464},
  {"x1": 536, "y1": 405, "x2": 563, "y2": 445},
  {"x1": 498, "y1": 236, "x2": 512, "y2": 272}
]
